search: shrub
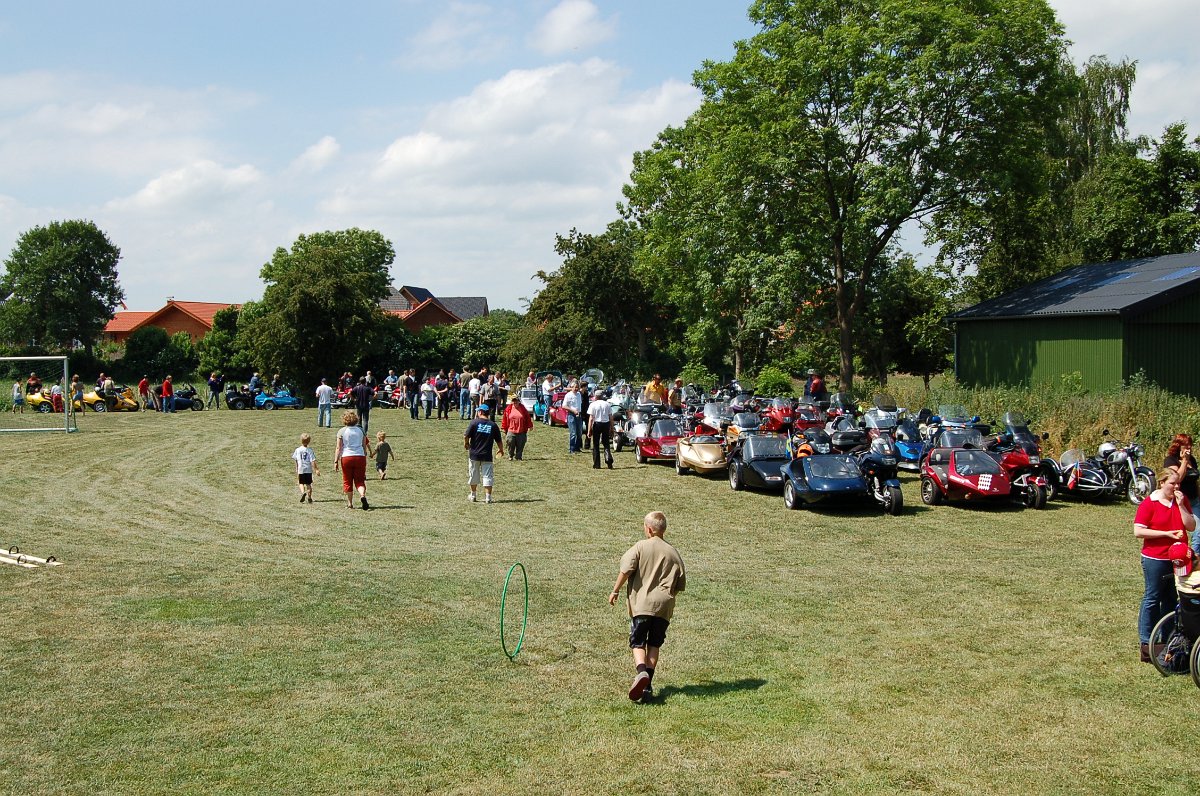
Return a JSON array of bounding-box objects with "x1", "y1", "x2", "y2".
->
[
  {"x1": 680, "y1": 362, "x2": 718, "y2": 391},
  {"x1": 754, "y1": 365, "x2": 796, "y2": 397}
]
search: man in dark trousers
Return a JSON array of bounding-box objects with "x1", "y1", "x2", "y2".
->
[
  {"x1": 352, "y1": 376, "x2": 374, "y2": 434},
  {"x1": 587, "y1": 389, "x2": 614, "y2": 470}
]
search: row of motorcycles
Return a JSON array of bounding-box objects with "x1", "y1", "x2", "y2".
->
[{"x1": 605, "y1": 383, "x2": 1154, "y2": 511}]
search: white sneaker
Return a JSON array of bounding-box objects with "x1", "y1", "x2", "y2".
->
[
  {"x1": 484, "y1": 494, "x2": 494, "y2": 504},
  {"x1": 467, "y1": 492, "x2": 476, "y2": 502}
]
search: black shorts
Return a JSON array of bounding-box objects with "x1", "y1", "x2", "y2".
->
[
  {"x1": 628, "y1": 615, "x2": 670, "y2": 649},
  {"x1": 298, "y1": 473, "x2": 313, "y2": 485}
]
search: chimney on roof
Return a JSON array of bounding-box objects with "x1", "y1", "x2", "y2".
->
[{"x1": 166, "y1": 296, "x2": 174, "y2": 302}]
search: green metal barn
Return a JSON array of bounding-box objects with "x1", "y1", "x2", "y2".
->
[{"x1": 951, "y1": 253, "x2": 1200, "y2": 397}]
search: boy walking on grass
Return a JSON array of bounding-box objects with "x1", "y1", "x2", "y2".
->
[
  {"x1": 464, "y1": 404, "x2": 503, "y2": 503},
  {"x1": 608, "y1": 511, "x2": 686, "y2": 703},
  {"x1": 375, "y1": 431, "x2": 395, "y2": 479},
  {"x1": 292, "y1": 433, "x2": 319, "y2": 503}
]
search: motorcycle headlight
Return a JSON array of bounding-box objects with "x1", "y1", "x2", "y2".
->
[{"x1": 1029, "y1": 456, "x2": 1040, "y2": 464}]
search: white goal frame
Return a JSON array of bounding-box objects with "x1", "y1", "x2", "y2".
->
[{"x1": 1, "y1": 355, "x2": 77, "y2": 433}]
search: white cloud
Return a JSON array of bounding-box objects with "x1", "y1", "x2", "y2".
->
[
  {"x1": 398, "y1": 2, "x2": 509, "y2": 70},
  {"x1": 529, "y1": 0, "x2": 617, "y2": 56},
  {"x1": 108, "y1": 160, "x2": 263, "y2": 212},
  {"x1": 1051, "y1": 0, "x2": 1198, "y2": 136},
  {"x1": 290, "y1": 135, "x2": 341, "y2": 173}
]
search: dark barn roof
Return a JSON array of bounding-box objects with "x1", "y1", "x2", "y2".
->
[
  {"x1": 953, "y1": 252, "x2": 1200, "y2": 321},
  {"x1": 439, "y1": 296, "x2": 489, "y2": 321}
]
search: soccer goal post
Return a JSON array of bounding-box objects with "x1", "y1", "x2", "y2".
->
[{"x1": 0, "y1": 356, "x2": 77, "y2": 433}]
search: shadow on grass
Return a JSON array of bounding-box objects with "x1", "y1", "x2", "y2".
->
[
  {"x1": 653, "y1": 677, "x2": 767, "y2": 703},
  {"x1": 495, "y1": 498, "x2": 546, "y2": 504}
]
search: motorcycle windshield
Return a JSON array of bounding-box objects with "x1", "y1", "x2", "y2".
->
[
  {"x1": 830, "y1": 392, "x2": 855, "y2": 410},
  {"x1": 938, "y1": 404, "x2": 970, "y2": 422},
  {"x1": 806, "y1": 455, "x2": 861, "y2": 479},
  {"x1": 939, "y1": 428, "x2": 985, "y2": 448},
  {"x1": 872, "y1": 393, "x2": 898, "y2": 412},
  {"x1": 651, "y1": 419, "x2": 680, "y2": 438},
  {"x1": 732, "y1": 412, "x2": 760, "y2": 429},
  {"x1": 863, "y1": 409, "x2": 897, "y2": 430},
  {"x1": 896, "y1": 419, "x2": 921, "y2": 441},
  {"x1": 768, "y1": 398, "x2": 791, "y2": 410},
  {"x1": 953, "y1": 449, "x2": 1003, "y2": 476},
  {"x1": 745, "y1": 435, "x2": 787, "y2": 460}
]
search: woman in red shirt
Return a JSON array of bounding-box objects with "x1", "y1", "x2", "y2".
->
[
  {"x1": 501, "y1": 393, "x2": 533, "y2": 461},
  {"x1": 1134, "y1": 466, "x2": 1196, "y2": 661}
]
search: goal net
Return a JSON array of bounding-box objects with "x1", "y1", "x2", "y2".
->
[{"x1": 0, "y1": 356, "x2": 77, "y2": 433}]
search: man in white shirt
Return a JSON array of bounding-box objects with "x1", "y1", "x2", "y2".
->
[
  {"x1": 541, "y1": 375, "x2": 555, "y2": 425},
  {"x1": 315, "y1": 378, "x2": 334, "y2": 428},
  {"x1": 563, "y1": 383, "x2": 584, "y2": 453},
  {"x1": 587, "y1": 389, "x2": 614, "y2": 469},
  {"x1": 468, "y1": 374, "x2": 482, "y2": 415}
]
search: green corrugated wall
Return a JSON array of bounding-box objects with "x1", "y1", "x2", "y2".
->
[
  {"x1": 1124, "y1": 292, "x2": 1200, "y2": 397},
  {"x1": 955, "y1": 316, "x2": 1123, "y2": 389}
]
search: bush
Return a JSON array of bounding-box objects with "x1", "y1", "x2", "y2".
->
[
  {"x1": 883, "y1": 372, "x2": 1200, "y2": 465},
  {"x1": 680, "y1": 362, "x2": 718, "y2": 391},
  {"x1": 754, "y1": 365, "x2": 795, "y2": 397}
]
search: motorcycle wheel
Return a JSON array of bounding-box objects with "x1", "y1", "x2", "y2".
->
[
  {"x1": 920, "y1": 476, "x2": 941, "y2": 506},
  {"x1": 1128, "y1": 472, "x2": 1153, "y2": 505},
  {"x1": 883, "y1": 484, "x2": 903, "y2": 515},
  {"x1": 191, "y1": 401, "x2": 204, "y2": 411},
  {"x1": 36, "y1": 403, "x2": 51, "y2": 414},
  {"x1": 729, "y1": 462, "x2": 743, "y2": 491},
  {"x1": 675, "y1": 453, "x2": 687, "y2": 475},
  {"x1": 91, "y1": 401, "x2": 107, "y2": 413},
  {"x1": 783, "y1": 480, "x2": 800, "y2": 510},
  {"x1": 232, "y1": 399, "x2": 246, "y2": 410},
  {"x1": 1023, "y1": 484, "x2": 1047, "y2": 509}
]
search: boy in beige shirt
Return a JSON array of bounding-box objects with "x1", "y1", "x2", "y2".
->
[{"x1": 608, "y1": 511, "x2": 686, "y2": 703}]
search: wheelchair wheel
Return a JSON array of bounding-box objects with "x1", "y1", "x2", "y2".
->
[
  {"x1": 1191, "y1": 633, "x2": 1200, "y2": 690},
  {"x1": 1149, "y1": 611, "x2": 1177, "y2": 678}
]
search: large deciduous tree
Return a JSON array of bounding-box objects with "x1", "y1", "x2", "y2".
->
[
  {"x1": 625, "y1": 0, "x2": 1068, "y2": 390},
  {"x1": 0, "y1": 220, "x2": 124, "y2": 354},
  {"x1": 240, "y1": 229, "x2": 394, "y2": 386}
]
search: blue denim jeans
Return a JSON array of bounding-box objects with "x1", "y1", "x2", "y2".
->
[
  {"x1": 317, "y1": 403, "x2": 331, "y2": 427},
  {"x1": 459, "y1": 388, "x2": 470, "y2": 418},
  {"x1": 1139, "y1": 555, "x2": 1177, "y2": 643},
  {"x1": 567, "y1": 414, "x2": 583, "y2": 452}
]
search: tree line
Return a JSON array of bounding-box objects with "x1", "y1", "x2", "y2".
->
[{"x1": 3, "y1": 0, "x2": 1198, "y2": 391}]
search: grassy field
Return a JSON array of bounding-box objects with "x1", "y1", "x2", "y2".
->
[{"x1": 0, "y1": 405, "x2": 1193, "y2": 795}]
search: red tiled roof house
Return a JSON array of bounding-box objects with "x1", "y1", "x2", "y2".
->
[{"x1": 104, "y1": 300, "x2": 236, "y2": 344}]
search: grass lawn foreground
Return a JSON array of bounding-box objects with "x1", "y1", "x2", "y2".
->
[{"x1": 0, "y1": 407, "x2": 1192, "y2": 794}]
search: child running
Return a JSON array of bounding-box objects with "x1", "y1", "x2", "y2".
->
[
  {"x1": 608, "y1": 511, "x2": 686, "y2": 703},
  {"x1": 292, "y1": 433, "x2": 319, "y2": 503},
  {"x1": 375, "y1": 431, "x2": 395, "y2": 480}
]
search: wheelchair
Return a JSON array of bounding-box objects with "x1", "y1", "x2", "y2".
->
[{"x1": 1148, "y1": 590, "x2": 1200, "y2": 689}]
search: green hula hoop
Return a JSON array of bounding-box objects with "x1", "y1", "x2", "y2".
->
[{"x1": 500, "y1": 561, "x2": 529, "y2": 660}]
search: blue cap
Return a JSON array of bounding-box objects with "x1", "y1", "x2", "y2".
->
[{"x1": 478, "y1": 404, "x2": 490, "y2": 412}]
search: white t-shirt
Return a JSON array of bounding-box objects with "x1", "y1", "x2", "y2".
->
[
  {"x1": 563, "y1": 390, "x2": 582, "y2": 415},
  {"x1": 293, "y1": 446, "x2": 316, "y2": 474},
  {"x1": 542, "y1": 378, "x2": 554, "y2": 396},
  {"x1": 421, "y1": 381, "x2": 436, "y2": 400},
  {"x1": 315, "y1": 384, "x2": 333, "y2": 405},
  {"x1": 587, "y1": 399, "x2": 612, "y2": 423},
  {"x1": 338, "y1": 425, "x2": 367, "y2": 458},
  {"x1": 469, "y1": 378, "x2": 481, "y2": 396}
]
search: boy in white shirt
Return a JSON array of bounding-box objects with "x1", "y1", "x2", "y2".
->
[{"x1": 292, "y1": 433, "x2": 320, "y2": 503}]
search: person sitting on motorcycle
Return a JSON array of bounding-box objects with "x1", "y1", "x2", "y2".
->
[
  {"x1": 643, "y1": 374, "x2": 668, "y2": 406},
  {"x1": 667, "y1": 378, "x2": 685, "y2": 414},
  {"x1": 248, "y1": 372, "x2": 263, "y2": 394}
]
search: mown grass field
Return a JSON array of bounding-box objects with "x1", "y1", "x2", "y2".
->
[{"x1": 0, "y1": 405, "x2": 1192, "y2": 795}]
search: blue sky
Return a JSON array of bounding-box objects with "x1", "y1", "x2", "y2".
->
[{"x1": 1, "y1": 1, "x2": 1195, "y2": 312}]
